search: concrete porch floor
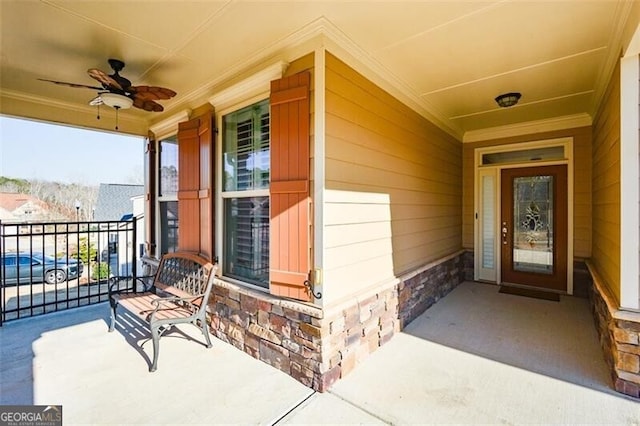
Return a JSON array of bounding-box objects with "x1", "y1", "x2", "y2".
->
[{"x1": 1, "y1": 281, "x2": 638, "y2": 424}]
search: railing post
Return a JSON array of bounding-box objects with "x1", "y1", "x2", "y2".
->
[{"x1": 132, "y1": 217, "x2": 137, "y2": 291}]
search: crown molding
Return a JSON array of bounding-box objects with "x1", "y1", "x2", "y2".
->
[
  {"x1": 0, "y1": 89, "x2": 147, "y2": 134},
  {"x1": 174, "y1": 16, "x2": 464, "y2": 141},
  {"x1": 2, "y1": 89, "x2": 103, "y2": 116},
  {"x1": 312, "y1": 18, "x2": 464, "y2": 140},
  {"x1": 591, "y1": 1, "x2": 634, "y2": 117},
  {"x1": 463, "y1": 113, "x2": 592, "y2": 143},
  {"x1": 148, "y1": 109, "x2": 192, "y2": 139}
]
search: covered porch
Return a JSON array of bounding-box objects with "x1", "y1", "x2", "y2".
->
[
  {"x1": 1, "y1": 281, "x2": 637, "y2": 424},
  {"x1": 2, "y1": 0, "x2": 640, "y2": 403}
]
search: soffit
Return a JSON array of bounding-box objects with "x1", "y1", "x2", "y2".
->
[{"x1": 0, "y1": 0, "x2": 635, "y2": 140}]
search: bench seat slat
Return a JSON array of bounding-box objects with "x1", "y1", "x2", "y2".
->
[{"x1": 117, "y1": 293, "x2": 195, "y2": 320}]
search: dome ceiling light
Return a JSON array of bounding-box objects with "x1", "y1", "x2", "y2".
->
[{"x1": 495, "y1": 92, "x2": 522, "y2": 108}]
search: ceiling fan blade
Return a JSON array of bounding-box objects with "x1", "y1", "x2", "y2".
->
[
  {"x1": 87, "y1": 68, "x2": 123, "y2": 91},
  {"x1": 38, "y1": 78, "x2": 103, "y2": 91},
  {"x1": 130, "y1": 86, "x2": 177, "y2": 101},
  {"x1": 89, "y1": 95, "x2": 104, "y2": 106},
  {"x1": 133, "y1": 97, "x2": 164, "y2": 112}
]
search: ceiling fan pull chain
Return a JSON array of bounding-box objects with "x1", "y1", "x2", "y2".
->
[
  {"x1": 96, "y1": 103, "x2": 100, "y2": 120},
  {"x1": 114, "y1": 107, "x2": 119, "y2": 130}
]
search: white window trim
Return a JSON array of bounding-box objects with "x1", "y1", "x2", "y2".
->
[
  {"x1": 208, "y1": 61, "x2": 287, "y2": 111},
  {"x1": 209, "y1": 62, "x2": 285, "y2": 290},
  {"x1": 214, "y1": 93, "x2": 271, "y2": 287},
  {"x1": 157, "y1": 136, "x2": 179, "y2": 201},
  {"x1": 148, "y1": 110, "x2": 192, "y2": 256},
  {"x1": 221, "y1": 189, "x2": 269, "y2": 199},
  {"x1": 149, "y1": 109, "x2": 191, "y2": 141},
  {"x1": 156, "y1": 136, "x2": 179, "y2": 255}
]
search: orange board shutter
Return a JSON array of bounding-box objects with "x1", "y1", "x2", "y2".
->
[
  {"x1": 177, "y1": 111, "x2": 215, "y2": 260},
  {"x1": 145, "y1": 132, "x2": 157, "y2": 257},
  {"x1": 198, "y1": 112, "x2": 215, "y2": 260},
  {"x1": 269, "y1": 72, "x2": 312, "y2": 302}
]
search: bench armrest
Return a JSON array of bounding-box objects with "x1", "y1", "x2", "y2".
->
[{"x1": 108, "y1": 275, "x2": 155, "y2": 297}]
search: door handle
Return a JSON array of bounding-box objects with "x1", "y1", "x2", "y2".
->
[{"x1": 502, "y1": 222, "x2": 508, "y2": 245}]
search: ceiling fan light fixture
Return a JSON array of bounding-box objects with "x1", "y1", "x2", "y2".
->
[
  {"x1": 101, "y1": 92, "x2": 133, "y2": 109},
  {"x1": 495, "y1": 92, "x2": 522, "y2": 108}
]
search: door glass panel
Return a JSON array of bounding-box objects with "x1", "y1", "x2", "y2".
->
[{"x1": 513, "y1": 175, "x2": 553, "y2": 274}]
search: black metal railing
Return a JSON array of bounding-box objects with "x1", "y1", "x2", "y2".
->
[{"x1": 0, "y1": 219, "x2": 140, "y2": 325}]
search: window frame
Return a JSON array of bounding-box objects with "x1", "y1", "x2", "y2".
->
[
  {"x1": 216, "y1": 92, "x2": 272, "y2": 292},
  {"x1": 156, "y1": 135, "x2": 180, "y2": 255}
]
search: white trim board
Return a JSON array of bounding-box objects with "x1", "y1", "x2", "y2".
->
[{"x1": 620, "y1": 54, "x2": 640, "y2": 310}]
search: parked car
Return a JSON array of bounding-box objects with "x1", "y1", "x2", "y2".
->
[{"x1": 1, "y1": 252, "x2": 83, "y2": 285}]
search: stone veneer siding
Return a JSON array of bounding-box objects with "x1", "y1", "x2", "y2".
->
[
  {"x1": 207, "y1": 250, "x2": 466, "y2": 392},
  {"x1": 398, "y1": 251, "x2": 466, "y2": 327},
  {"x1": 462, "y1": 250, "x2": 474, "y2": 282},
  {"x1": 586, "y1": 260, "x2": 640, "y2": 398}
]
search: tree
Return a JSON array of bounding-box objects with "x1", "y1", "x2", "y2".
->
[
  {"x1": 0, "y1": 176, "x2": 99, "y2": 222},
  {"x1": 74, "y1": 237, "x2": 97, "y2": 265},
  {"x1": 0, "y1": 176, "x2": 29, "y2": 193}
]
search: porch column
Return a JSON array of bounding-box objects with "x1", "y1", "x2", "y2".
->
[{"x1": 620, "y1": 52, "x2": 640, "y2": 311}]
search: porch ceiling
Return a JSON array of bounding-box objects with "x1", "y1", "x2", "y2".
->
[{"x1": 0, "y1": 1, "x2": 636, "y2": 140}]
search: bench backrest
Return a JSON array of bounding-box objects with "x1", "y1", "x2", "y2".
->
[{"x1": 154, "y1": 252, "x2": 216, "y2": 307}]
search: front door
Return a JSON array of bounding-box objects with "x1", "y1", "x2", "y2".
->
[{"x1": 500, "y1": 165, "x2": 568, "y2": 291}]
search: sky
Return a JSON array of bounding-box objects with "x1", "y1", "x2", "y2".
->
[{"x1": 0, "y1": 116, "x2": 144, "y2": 186}]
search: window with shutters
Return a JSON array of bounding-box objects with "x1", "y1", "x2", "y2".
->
[
  {"x1": 158, "y1": 136, "x2": 179, "y2": 254},
  {"x1": 222, "y1": 99, "x2": 270, "y2": 287}
]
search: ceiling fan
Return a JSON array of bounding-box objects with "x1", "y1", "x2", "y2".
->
[{"x1": 39, "y1": 59, "x2": 177, "y2": 129}]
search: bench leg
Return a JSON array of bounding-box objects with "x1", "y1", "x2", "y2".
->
[
  {"x1": 200, "y1": 319, "x2": 212, "y2": 349},
  {"x1": 150, "y1": 324, "x2": 161, "y2": 372}
]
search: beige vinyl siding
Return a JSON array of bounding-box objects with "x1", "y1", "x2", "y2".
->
[
  {"x1": 462, "y1": 126, "x2": 592, "y2": 259},
  {"x1": 324, "y1": 52, "x2": 462, "y2": 305},
  {"x1": 592, "y1": 60, "x2": 621, "y2": 302}
]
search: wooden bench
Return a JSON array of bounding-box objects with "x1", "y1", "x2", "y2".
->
[{"x1": 107, "y1": 252, "x2": 217, "y2": 372}]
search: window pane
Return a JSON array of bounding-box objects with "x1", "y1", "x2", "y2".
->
[
  {"x1": 159, "y1": 136, "x2": 178, "y2": 196},
  {"x1": 482, "y1": 146, "x2": 564, "y2": 165},
  {"x1": 224, "y1": 197, "x2": 269, "y2": 287},
  {"x1": 223, "y1": 100, "x2": 269, "y2": 192},
  {"x1": 159, "y1": 201, "x2": 179, "y2": 254}
]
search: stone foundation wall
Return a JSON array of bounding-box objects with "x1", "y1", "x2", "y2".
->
[
  {"x1": 207, "y1": 250, "x2": 466, "y2": 392},
  {"x1": 398, "y1": 251, "x2": 466, "y2": 327},
  {"x1": 208, "y1": 285, "x2": 327, "y2": 389},
  {"x1": 586, "y1": 261, "x2": 640, "y2": 399},
  {"x1": 462, "y1": 250, "x2": 474, "y2": 281}
]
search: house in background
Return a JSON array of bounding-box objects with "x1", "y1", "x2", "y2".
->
[
  {"x1": 94, "y1": 184, "x2": 144, "y2": 276},
  {"x1": 0, "y1": 193, "x2": 50, "y2": 223},
  {"x1": 94, "y1": 184, "x2": 144, "y2": 222},
  {"x1": 2, "y1": 2, "x2": 640, "y2": 398}
]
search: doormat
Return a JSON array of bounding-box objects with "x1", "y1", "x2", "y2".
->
[{"x1": 498, "y1": 285, "x2": 560, "y2": 302}]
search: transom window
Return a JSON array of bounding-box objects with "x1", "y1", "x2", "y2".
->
[{"x1": 222, "y1": 99, "x2": 270, "y2": 287}]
